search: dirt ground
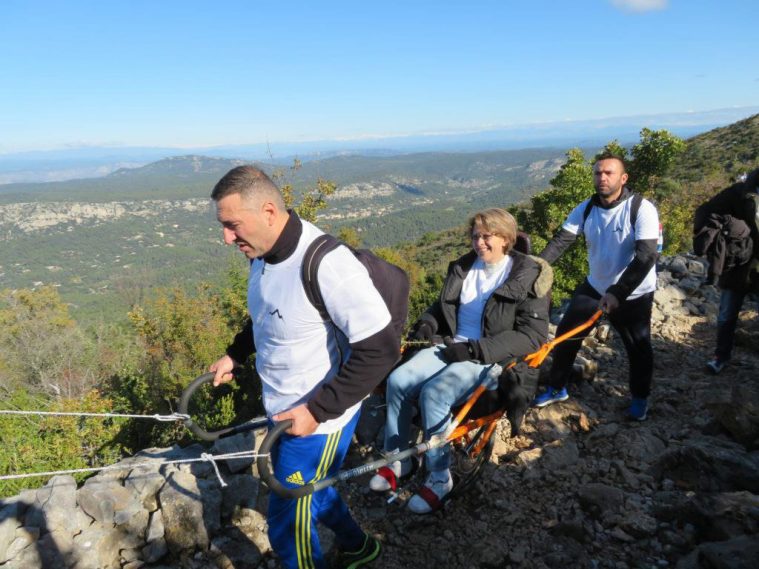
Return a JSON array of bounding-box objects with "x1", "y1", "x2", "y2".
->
[{"x1": 333, "y1": 303, "x2": 759, "y2": 569}]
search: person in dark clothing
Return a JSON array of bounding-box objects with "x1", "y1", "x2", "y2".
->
[
  {"x1": 694, "y1": 167, "x2": 759, "y2": 374},
  {"x1": 369, "y1": 208, "x2": 551, "y2": 513},
  {"x1": 532, "y1": 154, "x2": 660, "y2": 421},
  {"x1": 693, "y1": 214, "x2": 753, "y2": 286}
]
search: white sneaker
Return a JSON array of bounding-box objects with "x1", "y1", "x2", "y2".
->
[
  {"x1": 369, "y1": 457, "x2": 412, "y2": 492},
  {"x1": 407, "y1": 469, "x2": 453, "y2": 514}
]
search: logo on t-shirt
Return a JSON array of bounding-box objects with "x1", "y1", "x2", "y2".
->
[{"x1": 269, "y1": 309, "x2": 284, "y2": 320}]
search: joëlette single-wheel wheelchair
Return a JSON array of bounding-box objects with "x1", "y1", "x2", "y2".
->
[{"x1": 179, "y1": 310, "x2": 603, "y2": 502}]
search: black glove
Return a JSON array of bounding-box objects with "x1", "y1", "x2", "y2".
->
[
  {"x1": 408, "y1": 320, "x2": 434, "y2": 342},
  {"x1": 441, "y1": 340, "x2": 482, "y2": 363}
]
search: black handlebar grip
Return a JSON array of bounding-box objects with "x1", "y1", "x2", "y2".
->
[
  {"x1": 256, "y1": 420, "x2": 316, "y2": 499},
  {"x1": 178, "y1": 372, "x2": 238, "y2": 442}
]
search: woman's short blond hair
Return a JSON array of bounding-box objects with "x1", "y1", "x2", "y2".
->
[{"x1": 468, "y1": 208, "x2": 518, "y2": 253}]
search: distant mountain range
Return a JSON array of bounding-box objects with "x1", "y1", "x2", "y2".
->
[{"x1": 1, "y1": 106, "x2": 757, "y2": 184}]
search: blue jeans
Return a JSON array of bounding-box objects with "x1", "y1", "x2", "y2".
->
[
  {"x1": 716, "y1": 287, "x2": 747, "y2": 361},
  {"x1": 384, "y1": 345, "x2": 497, "y2": 472}
]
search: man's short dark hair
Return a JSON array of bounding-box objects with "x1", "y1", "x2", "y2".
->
[
  {"x1": 211, "y1": 165, "x2": 283, "y2": 206},
  {"x1": 594, "y1": 152, "x2": 627, "y2": 173}
]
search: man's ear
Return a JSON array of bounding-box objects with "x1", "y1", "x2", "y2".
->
[
  {"x1": 621, "y1": 172, "x2": 629, "y2": 186},
  {"x1": 261, "y1": 201, "x2": 277, "y2": 225}
]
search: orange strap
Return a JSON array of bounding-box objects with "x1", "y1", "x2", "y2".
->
[
  {"x1": 448, "y1": 309, "x2": 603, "y2": 432},
  {"x1": 522, "y1": 309, "x2": 603, "y2": 369}
]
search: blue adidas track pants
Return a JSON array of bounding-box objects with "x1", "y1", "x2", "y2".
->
[{"x1": 267, "y1": 410, "x2": 365, "y2": 569}]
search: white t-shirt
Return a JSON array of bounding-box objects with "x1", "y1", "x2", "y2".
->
[
  {"x1": 247, "y1": 220, "x2": 391, "y2": 434},
  {"x1": 562, "y1": 196, "x2": 659, "y2": 299},
  {"x1": 454, "y1": 256, "x2": 513, "y2": 342}
]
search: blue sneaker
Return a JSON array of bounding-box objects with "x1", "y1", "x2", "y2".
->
[
  {"x1": 628, "y1": 397, "x2": 648, "y2": 421},
  {"x1": 532, "y1": 386, "x2": 569, "y2": 408}
]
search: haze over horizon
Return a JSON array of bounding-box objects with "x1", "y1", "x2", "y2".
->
[{"x1": 2, "y1": 0, "x2": 757, "y2": 157}]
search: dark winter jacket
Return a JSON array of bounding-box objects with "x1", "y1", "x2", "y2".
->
[
  {"x1": 413, "y1": 249, "x2": 551, "y2": 436},
  {"x1": 417, "y1": 249, "x2": 551, "y2": 365},
  {"x1": 693, "y1": 214, "x2": 753, "y2": 284},
  {"x1": 694, "y1": 169, "x2": 759, "y2": 291}
]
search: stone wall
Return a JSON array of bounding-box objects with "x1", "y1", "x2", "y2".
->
[{"x1": 0, "y1": 432, "x2": 270, "y2": 569}]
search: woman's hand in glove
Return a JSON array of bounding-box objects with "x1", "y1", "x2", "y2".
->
[{"x1": 441, "y1": 339, "x2": 482, "y2": 363}]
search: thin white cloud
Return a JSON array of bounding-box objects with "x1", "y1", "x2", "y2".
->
[{"x1": 611, "y1": 0, "x2": 668, "y2": 12}]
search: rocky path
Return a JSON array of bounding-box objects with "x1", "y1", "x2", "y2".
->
[{"x1": 330, "y1": 258, "x2": 759, "y2": 569}]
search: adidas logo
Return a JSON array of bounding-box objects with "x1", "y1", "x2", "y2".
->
[{"x1": 286, "y1": 471, "x2": 305, "y2": 486}]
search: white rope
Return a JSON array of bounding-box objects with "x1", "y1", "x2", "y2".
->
[
  {"x1": 0, "y1": 410, "x2": 190, "y2": 422},
  {"x1": 0, "y1": 450, "x2": 269, "y2": 482},
  {"x1": 201, "y1": 453, "x2": 228, "y2": 487}
]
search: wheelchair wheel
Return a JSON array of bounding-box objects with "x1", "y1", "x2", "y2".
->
[{"x1": 448, "y1": 422, "x2": 495, "y2": 498}]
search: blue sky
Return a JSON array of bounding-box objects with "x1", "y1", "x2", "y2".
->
[{"x1": 1, "y1": 0, "x2": 757, "y2": 153}]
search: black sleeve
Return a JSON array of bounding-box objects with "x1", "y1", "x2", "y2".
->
[
  {"x1": 539, "y1": 228, "x2": 579, "y2": 265},
  {"x1": 306, "y1": 324, "x2": 400, "y2": 422},
  {"x1": 418, "y1": 302, "x2": 443, "y2": 336},
  {"x1": 225, "y1": 318, "x2": 255, "y2": 364},
  {"x1": 605, "y1": 239, "x2": 658, "y2": 301}
]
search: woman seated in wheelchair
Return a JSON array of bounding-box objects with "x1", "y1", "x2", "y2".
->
[{"x1": 369, "y1": 208, "x2": 551, "y2": 513}]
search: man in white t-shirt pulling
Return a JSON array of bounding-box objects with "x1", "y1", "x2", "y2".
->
[
  {"x1": 532, "y1": 154, "x2": 660, "y2": 421},
  {"x1": 209, "y1": 166, "x2": 397, "y2": 568}
]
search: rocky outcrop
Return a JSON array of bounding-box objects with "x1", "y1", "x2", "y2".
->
[
  {"x1": 1, "y1": 254, "x2": 757, "y2": 568},
  {"x1": 0, "y1": 199, "x2": 211, "y2": 236},
  {"x1": 0, "y1": 436, "x2": 264, "y2": 569}
]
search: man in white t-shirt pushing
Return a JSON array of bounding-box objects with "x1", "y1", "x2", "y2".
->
[
  {"x1": 209, "y1": 166, "x2": 396, "y2": 568},
  {"x1": 532, "y1": 154, "x2": 660, "y2": 421}
]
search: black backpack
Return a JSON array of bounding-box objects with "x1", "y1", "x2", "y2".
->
[{"x1": 301, "y1": 234, "x2": 410, "y2": 339}]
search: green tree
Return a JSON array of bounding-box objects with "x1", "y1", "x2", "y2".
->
[
  {"x1": 274, "y1": 159, "x2": 336, "y2": 223},
  {"x1": 371, "y1": 246, "x2": 438, "y2": 331},
  {"x1": 295, "y1": 178, "x2": 336, "y2": 222},
  {"x1": 337, "y1": 226, "x2": 362, "y2": 248},
  {"x1": 0, "y1": 389, "x2": 125, "y2": 497},
  {"x1": 0, "y1": 287, "x2": 101, "y2": 398},
  {"x1": 628, "y1": 128, "x2": 687, "y2": 200},
  {"x1": 596, "y1": 140, "x2": 628, "y2": 162},
  {"x1": 517, "y1": 148, "x2": 594, "y2": 301},
  {"x1": 628, "y1": 129, "x2": 687, "y2": 253},
  {"x1": 123, "y1": 285, "x2": 248, "y2": 446}
]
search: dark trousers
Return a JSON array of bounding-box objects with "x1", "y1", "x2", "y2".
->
[
  {"x1": 548, "y1": 280, "x2": 654, "y2": 399},
  {"x1": 715, "y1": 287, "x2": 746, "y2": 361}
]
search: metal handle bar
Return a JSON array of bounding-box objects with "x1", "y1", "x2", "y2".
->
[
  {"x1": 257, "y1": 418, "x2": 433, "y2": 500},
  {"x1": 178, "y1": 372, "x2": 267, "y2": 441},
  {"x1": 256, "y1": 419, "x2": 319, "y2": 499}
]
